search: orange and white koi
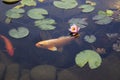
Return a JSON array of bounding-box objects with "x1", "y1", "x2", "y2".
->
[{"x1": 0, "y1": 34, "x2": 14, "y2": 56}]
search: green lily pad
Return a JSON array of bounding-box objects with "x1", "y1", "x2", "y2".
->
[
  {"x1": 84, "y1": 35, "x2": 96, "y2": 43},
  {"x1": 68, "y1": 18, "x2": 88, "y2": 28},
  {"x1": 98, "y1": 10, "x2": 106, "y2": 15},
  {"x1": 8, "y1": 27, "x2": 29, "y2": 38},
  {"x1": 5, "y1": 8, "x2": 25, "y2": 24},
  {"x1": 75, "y1": 50, "x2": 102, "y2": 69},
  {"x1": 95, "y1": 16, "x2": 113, "y2": 25},
  {"x1": 27, "y1": 8, "x2": 48, "y2": 19},
  {"x1": 6, "y1": 8, "x2": 25, "y2": 18},
  {"x1": 53, "y1": 0, "x2": 78, "y2": 9},
  {"x1": 2, "y1": 0, "x2": 19, "y2": 4},
  {"x1": 20, "y1": 0, "x2": 36, "y2": 6},
  {"x1": 78, "y1": 4, "x2": 95, "y2": 12},
  {"x1": 34, "y1": 18, "x2": 56, "y2": 30},
  {"x1": 92, "y1": 14, "x2": 106, "y2": 20}
]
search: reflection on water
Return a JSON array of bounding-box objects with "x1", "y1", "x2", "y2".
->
[{"x1": 0, "y1": 0, "x2": 120, "y2": 80}]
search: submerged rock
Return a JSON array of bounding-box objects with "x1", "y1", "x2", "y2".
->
[
  {"x1": 30, "y1": 65, "x2": 56, "y2": 80},
  {"x1": 57, "y1": 69, "x2": 79, "y2": 80},
  {"x1": 0, "y1": 63, "x2": 6, "y2": 80},
  {"x1": 20, "y1": 69, "x2": 30, "y2": 80},
  {"x1": 5, "y1": 64, "x2": 20, "y2": 80}
]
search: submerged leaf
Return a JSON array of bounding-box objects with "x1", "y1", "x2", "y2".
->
[
  {"x1": 35, "y1": 18, "x2": 56, "y2": 30},
  {"x1": 95, "y1": 16, "x2": 112, "y2": 25},
  {"x1": 53, "y1": 0, "x2": 78, "y2": 9},
  {"x1": 78, "y1": 4, "x2": 95, "y2": 12},
  {"x1": 84, "y1": 35, "x2": 96, "y2": 43},
  {"x1": 68, "y1": 18, "x2": 88, "y2": 28},
  {"x1": 75, "y1": 50, "x2": 102, "y2": 69},
  {"x1": 27, "y1": 8, "x2": 48, "y2": 19},
  {"x1": 8, "y1": 27, "x2": 29, "y2": 38}
]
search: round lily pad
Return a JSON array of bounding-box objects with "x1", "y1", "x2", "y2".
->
[
  {"x1": 6, "y1": 8, "x2": 25, "y2": 18},
  {"x1": 75, "y1": 50, "x2": 102, "y2": 69},
  {"x1": 2, "y1": 0, "x2": 19, "y2": 4},
  {"x1": 27, "y1": 8, "x2": 48, "y2": 19},
  {"x1": 92, "y1": 15, "x2": 106, "y2": 20},
  {"x1": 78, "y1": 4, "x2": 95, "y2": 12},
  {"x1": 53, "y1": 0, "x2": 78, "y2": 9},
  {"x1": 8, "y1": 27, "x2": 29, "y2": 38},
  {"x1": 84, "y1": 35, "x2": 96, "y2": 43}
]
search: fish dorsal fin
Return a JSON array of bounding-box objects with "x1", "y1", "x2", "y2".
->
[{"x1": 48, "y1": 46, "x2": 57, "y2": 51}]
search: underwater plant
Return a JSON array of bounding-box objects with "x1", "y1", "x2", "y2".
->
[
  {"x1": 68, "y1": 18, "x2": 88, "y2": 28},
  {"x1": 84, "y1": 35, "x2": 96, "y2": 43},
  {"x1": 112, "y1": 41, "x2": 120, "y2": 52},
  {"x1": 14, "y1": 0, "x2": 36, "y2": 9},
  {"x1": 92, "y1": 10, "x2": 113, "y2": 25},
  {"x1": 75, "y1": 50, "x2": 102, "y2": 69},
  {"x1": 53, "y1": 0, "x2": 78, "y2": 9},
  {"x1": 34, "y1": 18, "x2": 56, "y2": 30},
  {"x1": 27, "y1": 8, "x2": 48, "y2": 20},
  {"x1": 78, "y1": 4, "x2": 95, "y2": 13},
  {"x1": 5, "y1": 8, "x2": 25, "y2": 24},
  {"x1": 8, "y1": 27, "x2": 29, "y2": 39}
]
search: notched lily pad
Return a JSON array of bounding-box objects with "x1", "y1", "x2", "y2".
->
[
  {"x1": 84, "y1": 35, "x2": 96, "y2": 43},
  {"x1": 75, "y1": 50, "x2": 102, "y2": 69},
  {"x1": 34, "y1": 18, "x2": 56, "y2": 30},
  {"x1": 68, "y1": 18, "x2": 88, "y2": 28},
  {"x1": 8, "y1": 27, "x2": 29, "y2": 38},
  {"x1": 27, "y1": 8, "x2": 48, "y2": 19},
  {"x1": 5, "y1": 8, "x2": 25, "y2": 24},
  {"x1": 78, "y1": 4, "x2": 95, "y2": 12},
  {"x1": 53, "y1": 0, "x2": 78, "y2": 9}
]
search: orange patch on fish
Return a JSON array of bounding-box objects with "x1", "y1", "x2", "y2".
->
[{"x1": 0, "y1": 34, "x2": 14, "y2": 56}]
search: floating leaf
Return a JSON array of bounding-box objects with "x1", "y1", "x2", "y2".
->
[
  {"x1": 78, "y1": 4, "x2": 95, "y2": 12},
  {"x1": 21, "y1": 0, "x2": 36, "y2": 6},
  {"x1": 92, "y1": 15, "x2": 106, "y2": 20},
  {"x1": 68, "y1": 18, "x2": 88, "y2": 28},
  {"x1": 95, "y1": 16, "x2": 112, "y2": 25},
  {"x1": 53, "y1": 0, "x2": 78, "y2": 9},
  {"x1": 2, "y1": 0, "x2": 19, "y2": 4},
  {"x1": 84, "y1": 35, "x2": 96, "y2": 43},
  {"x1": 106, "y1": 10, "x2": 114, "y2": 16},
  {"x1": 8, "y1": 27, "x2": 29, "y2": 38},
  {"x1": 98, "y1": 10, "x2": 106, "y2": 15},
  {"x1": 27, "y1": 8, "x2": 48, "y2": 19},
  {"x1": 5, "y1": 8, "x2": 25, "y2": 24},
  {"x1": 75, "y1": 50, "x2": 102, "y2": 69},
  {"x1": 34, "y1": 18, "x2": 56, "y2": 30}
]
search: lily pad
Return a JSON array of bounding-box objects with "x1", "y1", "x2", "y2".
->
[
  {"x1": 34, "y1": 18, "x2": 56, "y2": 30},
  {"x1": 2, "y1": 0, "x2": 19, "y2": 4},
  {"x1": 8, "y1": 27, "x2": 29, "y2": 38},
  {"x1": 21, "y1": 0, "x2": 36, "y2": 6},
  {"x1": 92, "y1": 15, "x2": 106, "y2": 20},
  {"x1": 84, "y1": 35, "x2": 96, "y2": 43},
  {"x1": 68, "y1": 18, "x2": 88, "y2": 28},
  {"x1": 27, "y1": 8, "x2": 48, "y2": 19},
  {"x1": 5, "y1": 8, "x2": 25, "y2": 24},
  {"x1": 78, "y1": 4, "x2": 95, "y2": 12},
  {"x1": 53, "y1": 0, "x2": 78, "y2": 9},
  {"x1": 95, "y1": 16, "x2": 112, "y2": 25},
  {"x1": 75, "y1": 50, "x2": 102, "y2": 69}
]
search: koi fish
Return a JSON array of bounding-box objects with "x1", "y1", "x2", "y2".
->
[
  {"x1": 0, "y1": 34, "x2": 14, "y2": 56},
  {"x1": 2, "y1": 0, "x2": 21, "y2": 4},
  {"x1": 35, "y1": 36, "x2": 76, "y2": 52},
  {"x1": 35, "y1": 24, "x2": 80, "y2": 52}
]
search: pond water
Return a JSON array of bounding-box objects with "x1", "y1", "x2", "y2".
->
[{"x1": 0, "y1": 0, "x2": 120, "y2": 80}]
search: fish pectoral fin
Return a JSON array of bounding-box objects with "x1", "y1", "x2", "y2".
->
[{"x1": 48, "y1": 46, "x2": 57, "y2": 51}]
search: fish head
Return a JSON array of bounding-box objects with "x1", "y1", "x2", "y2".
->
[{"x1": 35, "y1": 40, "x2": 49, "y2": 48}]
